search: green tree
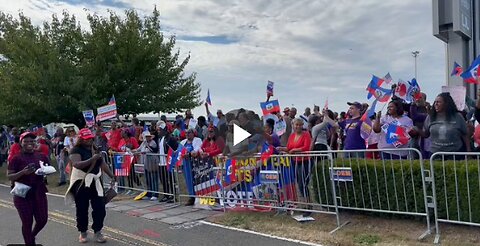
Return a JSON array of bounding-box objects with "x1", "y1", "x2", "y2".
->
[{"x1": 0, "y1": 8, "x2": 200, "y2": 126}]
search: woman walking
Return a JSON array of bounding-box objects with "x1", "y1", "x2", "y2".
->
[
  {"x1": 8, "y1": 132, "x2": 49, "y2": 245},
  {"x1": 65, "y1": 128, "x2": 116, "y2": 243}
]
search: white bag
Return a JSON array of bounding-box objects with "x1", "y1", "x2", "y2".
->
[
  {"x1": 35, "y1": 161, "x2": 57, "y2": 175},
  {"x1": 10, "y1": 182, "x2": 32, "y2": 198}
]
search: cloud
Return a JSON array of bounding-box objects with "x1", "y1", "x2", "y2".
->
[{"x1": 2, "y1": 0, "x2": 447, "y2": 117}]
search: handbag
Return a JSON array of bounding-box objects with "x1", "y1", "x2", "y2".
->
[
  {"x1": 10, "y1": 182, "x2": 32, "y2": 198},
  {"x1": 103, "y1": 186, "x2": 117, "y2": 204}
]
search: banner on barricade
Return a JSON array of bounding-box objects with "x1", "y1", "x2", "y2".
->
[
  {"x1": 113, "y1": 153, "x2": 133, "y2": 176},
  {"x1": 191, "y1": 155, "x2": 294, "y2": 211},
  {"x1": 330, "y1": 167, "x2": 353, "y2": 182}
]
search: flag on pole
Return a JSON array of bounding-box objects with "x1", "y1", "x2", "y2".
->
[
  {"x1": 260, "y1": 100, "x2": 281, "y2": 116},
  {"x1": 206, "y1": 89, "x2": 212, "y2": 106},
  {"x1": 108, "y1": 95, "x2": 116, "y2": 105},
  {"x1": 366, "y1": 75, "x2": 392, "y2": 102},
  {"x1": 267, "y1": 81, "x2": 274, "y2": 97},
  {"x1": 360, "y1": 111, "x2": 373, "y2": 140},
  {"x1": 451, "y1": 62, "x2": 463, "y2": 77},
  {"x1": 461, "y1": 56, "x2": 480, "y2": 84}
]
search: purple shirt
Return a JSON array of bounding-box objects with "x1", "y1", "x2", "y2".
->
[{"x1": 339, "y1": 118, "x2": 366, "y2": 150}]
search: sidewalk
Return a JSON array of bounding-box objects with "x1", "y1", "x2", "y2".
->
[{"x1": 107, "y1": 198, "x2": 221, "y2": 226}]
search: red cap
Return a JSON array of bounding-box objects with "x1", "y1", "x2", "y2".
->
[
  {"x1": 19, "y1": 132, "x2": 36, "y2": 142},
  {"x1": 78, "y1": 128, "x2": 94, "y2": 140}
]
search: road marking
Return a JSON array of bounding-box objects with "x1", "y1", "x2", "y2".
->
[
  {"x1": 199, "y1": 221, "x2": 325, "y2": 246},
  {"x1": 0, "y1": 199, "x2": 168, "y2": 246}
]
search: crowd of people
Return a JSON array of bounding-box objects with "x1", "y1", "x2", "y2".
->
[{"x1": 3, "y1": 90, "x2": 480, "y2": 244}]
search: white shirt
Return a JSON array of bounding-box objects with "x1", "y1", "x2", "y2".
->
[{"x1": 180, "y1": 137, "x2": 203, "y2": 153}]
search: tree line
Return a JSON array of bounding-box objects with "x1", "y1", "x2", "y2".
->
[{"x1": 0, "y1": 8, "x2": 201, "y2": 126}]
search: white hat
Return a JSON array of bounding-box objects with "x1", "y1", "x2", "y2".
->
[
  {"x1": 156, "y1": 120, "x2": 166, "y2": 130},
  {"x1": 143, "y1": 131, "x2": 153, "y2": 137}
]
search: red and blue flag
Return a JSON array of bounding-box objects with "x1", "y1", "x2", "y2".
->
[
  {"x1": 108, "y1": 95, "x2": 116, "y2": 105},
  {"x1": 461, "y1": 56, "x2": 480, "y2": 84},
  {"x1": 451, "y1": 62, "x2": 463, "y2": 77},
  {"x1": 260, "y1": 143, "x2": 274, "y2": 162},
  {"x1": 166, "y1": 145, "x2": 187, "y2": 172},
  {"x1": 260, "y1": 100, "x2": 281, "y2": 116},
  {"x1": 386, "y1": 124, "x2": 409, "y2": 145},
  {"x1": 225, "y1": 159, "x2": 237, "y2": 184},
  {"x1": 114, "y1": 153, "x2": 134, "y2": 176},
  {"x1": 366, "y1": 75, "x2": 392, "y2": 102}
]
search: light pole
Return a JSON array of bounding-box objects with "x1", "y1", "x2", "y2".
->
[{"x1": 412, "y1": 51, "x2": 420, "y2": 80}]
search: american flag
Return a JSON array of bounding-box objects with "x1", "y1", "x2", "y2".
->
[{"x1": 383, "y1": 73, "x2": 392, "y2": 84}]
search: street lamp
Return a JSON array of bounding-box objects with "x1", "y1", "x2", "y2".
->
[{"x1": 412, "y1": 51, "x2": 420, "y2": 80}]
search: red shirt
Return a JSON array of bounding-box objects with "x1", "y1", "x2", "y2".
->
[
  {"x1": 287, "y1": 131, "x2": 312, "y2": 161},
  {"x1": 37, "y1": 143, "x2": 50, "y2": 158},
  {"x1": 8, "y1": 152, "x2": 49, "y2": 193},
  {"x1": 7, "y1": 143, "x2": 21, "y2": 163},
  {"x1": 116, "y1": 137, "x2": 140, "y2": 152},
  {"x1": 107, "y1": 129, "x2": 122, "y2": 150},
  {"x1": 201, "y1": 137, "x2": 225, "y2": 157}
]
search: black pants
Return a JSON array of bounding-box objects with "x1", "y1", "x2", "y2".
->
[
  {"x1": 159, "y1": 166, "x2": 175, "y2": 198},
  {"x1": 74, "y1": 183, "x2": 106, "y2": 233}
]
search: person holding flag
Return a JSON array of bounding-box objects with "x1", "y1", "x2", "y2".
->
[
  {"x1": 373, "y1": 99, "x2": 414, "y2": 159},
  {"x1": 180, "y1": 128, "x2": 203, "y2": 206}
]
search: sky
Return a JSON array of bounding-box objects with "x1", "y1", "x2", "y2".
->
[{"x1": 1, "y1": 0, "x2": 448, "y2": 118}]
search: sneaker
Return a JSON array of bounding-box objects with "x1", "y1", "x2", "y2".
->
[
  {"x1": 94, "y1": 231, "x2": 106, "y2": 243},
  {"x1": 159, "y1": 196, "x2": 169, "y2": 203},
  {"x1": 78, "y1": 232, "x2": 88, "y2": 243},
  {"x1": 150, "y1": 196, "x2": 158, "y2": 201}
]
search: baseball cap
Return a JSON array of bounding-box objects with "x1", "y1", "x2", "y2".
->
[
  {"x1": 347, "y1": 101, "x2": 363, "y2": 109},
  {"x1": 156, "y1": 120, "x2": 166, "y2": 130},
  {"x1": 20, "y1": 132, "x2": 36, "y2": 142},
  {"x1": 78, "y1": 128, "x2": 95, "y2": 140},
  {"x1": 283, "y1": 107, "x2": 290, "y2": 113}
]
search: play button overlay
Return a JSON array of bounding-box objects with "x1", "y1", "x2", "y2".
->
[{"x1": 233, "y1": 124, "x2": 251, "y2": 146}]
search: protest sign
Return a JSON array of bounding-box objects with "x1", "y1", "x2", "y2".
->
[
  {"x1": 442, "y1": 85, "x2": 466, "y2": 110},
  {"x1": 82, "y1": 110, "x2": 95, "y2": 127}
]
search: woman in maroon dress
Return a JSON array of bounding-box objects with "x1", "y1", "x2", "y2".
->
[{"x1": 8, "y1": 132, "x2": 49, "y2": 245}]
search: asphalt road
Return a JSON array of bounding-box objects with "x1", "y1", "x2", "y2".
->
[{"x1": 0, "y1": 186, "x2": 311, "y2": 246}]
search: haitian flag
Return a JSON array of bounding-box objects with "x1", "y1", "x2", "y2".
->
[
  {"x1": 260, "y1": 142, "x2": 274, "y2": 162},
  {"x1": 385, "y1": 124, "x2": 410, "y2": 146},
  {"x1": 166, "y1": 145, "x2": 187, "y2": 172},
  {"x1": 267, "y1": 81, "x2": 274, "y2": 97},
  {"x1": 260, "y1": 100, "x2": 281, "y2": 116},
  {"x1": 366, "y1": 75, "x2": 392, "y2": 102},
  {"x1": 225, "y1": 159, "x2": 237, "y2": 184},
  {"x1": 114, "y1": 153, "x2": 134, "y2": 176},
  {"x1": 395, "y1": 79, "x2": 421, "y2": 103},
  {"x1": 461, "y1": 55, "x2": 480, "y2": 84},
  {"x1": 451, "y1": 62, "x2": 463, "y2": 77}
]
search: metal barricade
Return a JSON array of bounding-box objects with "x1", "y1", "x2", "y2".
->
[
  {"x1": 106, "y1": 152, "x2": 177, "y2": 203},
  {"x1": 309, "y1": 148, "x2": 433, "y2": 240},
  {"x1": 175, "y1": 152, "x2": 344, "y2": 233},
  {"x1": 429, "y1": 152, "x2": 480, "y2": 244}
]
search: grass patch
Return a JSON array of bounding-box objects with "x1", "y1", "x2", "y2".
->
[{"x1": 353, "y1": 234, "x2": 380, "y2": 245}]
